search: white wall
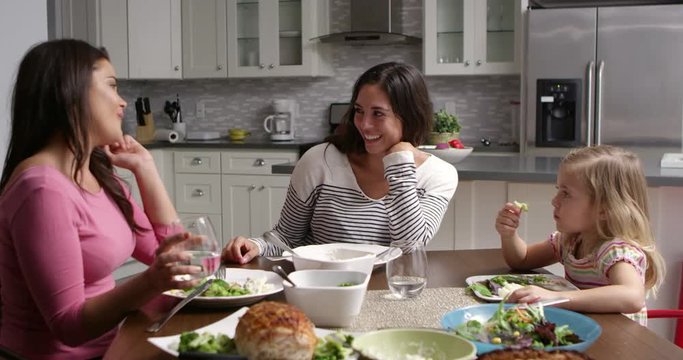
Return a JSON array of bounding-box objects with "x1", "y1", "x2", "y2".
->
[{"x1": 0, "y1": 0, "x2": 47, "y2": 178}]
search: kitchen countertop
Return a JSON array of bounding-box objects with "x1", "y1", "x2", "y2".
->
[
  {"x1": 143, "y1": 136, "x2": 323, "y2": 155},
  {"x1": 143, "y1": 139, "x2": 683, "y2": 187},
  {"x1": 272, "y1": 149, "x2": 683, "y2": 187}
]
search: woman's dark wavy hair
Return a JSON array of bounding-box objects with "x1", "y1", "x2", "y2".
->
[
  {"x1": 326, "y1": 62, "x2": 433, "y2": 154},
  {"x1": 0, "y1": 39, "x2": 141, "y2": 232}
]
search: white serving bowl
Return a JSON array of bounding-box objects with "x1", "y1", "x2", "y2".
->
[
  {"x1": 283, "y1": 269, "x2": 370, "y2": 327},
  {"x1": 421, "y1": 146, "x2": 473, "y2": 163},
  {"x1": 292, "y1": 243, "x2": 377, "y2": 275}
]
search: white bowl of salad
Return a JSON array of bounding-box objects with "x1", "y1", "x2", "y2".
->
[{"x1": 441, "y1": 302, "x2": 601, "y2": 355}]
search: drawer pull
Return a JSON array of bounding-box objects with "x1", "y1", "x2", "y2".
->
[
  {"x1": 191, "y1": 158, "x2": 203, "y2": 166},
  {"x1": 258, "y1": 185, "x2": 265, "y2": 191},
  {"x1": 193, "y1": 189, "x2": 205, "y2": 197},
  {"x1": 248, "y1": 185, "x2": 256, "y2": 191},
  {"x1": 254, "y1": 159, "x2": 266, "y2": 166}
]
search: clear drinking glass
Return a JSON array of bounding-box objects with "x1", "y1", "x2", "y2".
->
[
  {"x1": 386, "y1": 242, "x2": 428, "y2": 299},
  {"x1": 176, "y1": 216, "x2": 220, "y2": 279}
]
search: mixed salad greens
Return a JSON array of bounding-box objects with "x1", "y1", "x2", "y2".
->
[
  {"x1": 178, "y1": 331, "x2": 235, "y2": 353},
  {"x1": 468, "y1": 275, "x2": 551, "y2": 298},
  {"x1": 454, "y1": 301, "x2": 581, "y2": 349},
  {"x1": 176, "y1": 330, "x2": 353, "y2": 359},
  {"x1": 183, "y1": 277, "x2": 273, "y2": 297}
]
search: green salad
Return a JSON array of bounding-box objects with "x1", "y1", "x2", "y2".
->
[
  {"x1": 177, "y1": 331, "x2": 353, "y2": 359},
  {"x1": 468, "y1": 275, "x2": 551, "y2": 298},
  {"x1": 454, "y1": 301, "x2": 581, "y2": 349}
]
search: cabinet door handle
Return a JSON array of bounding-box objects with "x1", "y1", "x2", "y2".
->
[
  {"x1": 193, "y1": 189, "x2": 205, "y2": 197},
  {"x1": 174, "y1": 65, "x2": 180, "y2": 71},
  {"x1": 258, "y1": 185, "x2": 265, "y2": 191},
  {"x1": 254, "y1": 158, "x2": 266, "y2": 166},
  {"x1": 191, "y1": 158, "x2": 203, "y2": 166},
  {"x1": 259, "y1": 63, "x2": 266, "y2": 69},
  {"x1": 268, "y1": 64, "x2": 275, "y2": 69},
  {"x1": 464, "y1": 60, "x2": 470, "y2": 66},
  {"x1": 217, "y1": 65, "x2": 223, "y2": 70},
  {"x1": 248, "y1": 185, "x2": 256, "y2": 191},
  {"x1": 476, "y1": 60, "x2": 482, "y2": 66}
]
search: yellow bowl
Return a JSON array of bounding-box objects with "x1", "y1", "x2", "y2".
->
[{"x1": 228, "y1": 129, "x2": 250, "y2": 141}]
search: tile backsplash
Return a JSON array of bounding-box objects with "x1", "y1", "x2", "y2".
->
[{"x1": 120, "y1": 0, "x2": 520, "y2": 146}]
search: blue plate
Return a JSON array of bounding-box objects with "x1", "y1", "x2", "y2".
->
[{"x1": 441, "y1": 304, "x2": 602, "y2": 355}]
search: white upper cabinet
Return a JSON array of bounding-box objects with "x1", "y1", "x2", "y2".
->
[
  {"x1": 127, "y1": 0, "x2": 182, "y2": 79},
  {"x1": 50, "y1": 0, "x2": 129, "y2": 78},
  {"x1": 226, "y1": 0, "x2": 331, "y2": 77},
  {"x1": 181, "y1": 0, "x2": 228, "y2": 78},
  {"x1": 423, "y1": 0, "x2": 526, "y2": 75}
]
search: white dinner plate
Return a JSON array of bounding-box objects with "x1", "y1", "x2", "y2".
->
[
  {"x1": 466, "y1": 274, "x2": 579, "y2": 302},
  {"x1": 148, "y1": 307, "x2": 351, "y2": 357},
  {"x1": 163, "y1": 269, "x2": 283, "y2": 308},
  {"x1": 270, "y1": 243, "x2": 402, "y2": 268}
]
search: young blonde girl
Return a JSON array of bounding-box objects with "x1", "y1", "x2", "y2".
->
[{"x1": 495, "y1": 145, "x2": 665, "y2": 325}]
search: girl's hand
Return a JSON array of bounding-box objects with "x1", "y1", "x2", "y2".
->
[
  {"x1": 495, "y1": 202, "x2": 523, "y2": 239},
  {"x1": 102, "y1": 135, "x2": 153, "y2": 172},
  {"x1": 222, "y1": 236, "x2": 260, "y2": 265},
  {"x1": 145, "y1": 232, "x2": 203, "y2": 292},
  {"x1": 507, "y1": 285, "x2": 557, "y2": 304}
]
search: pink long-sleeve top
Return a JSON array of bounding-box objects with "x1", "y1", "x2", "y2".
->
[{"x1": 0, "y1": 166, "x2": 178, "y2": 359}]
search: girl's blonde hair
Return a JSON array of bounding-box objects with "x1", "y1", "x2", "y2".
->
[{"x1": 561, "y1": 145, "x2": 665, "y2": 295}]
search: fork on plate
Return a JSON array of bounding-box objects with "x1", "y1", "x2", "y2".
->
[{"x1": 146, "y1": 264, "x2": 226, "y2": 333}]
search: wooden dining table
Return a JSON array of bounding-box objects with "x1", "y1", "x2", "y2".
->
[{"x1": 104, "y1": 249, "x2": 683, "y2": 359}]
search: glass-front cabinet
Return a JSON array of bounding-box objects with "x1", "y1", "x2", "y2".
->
[
  {"x1": 423, "y1": 0, "x2": 526, "y2": 75},
  {"x1": 227, "y1": 0, "x2": 331, "y2": 77}
]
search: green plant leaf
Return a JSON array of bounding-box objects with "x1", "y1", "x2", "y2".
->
[{"x1": 433, "y1": 109, "x2": 461, "y2": 133}]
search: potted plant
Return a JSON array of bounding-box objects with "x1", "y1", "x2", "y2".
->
[{"x1": 429, "y1": 109, "x2": 461, "y2": 145}]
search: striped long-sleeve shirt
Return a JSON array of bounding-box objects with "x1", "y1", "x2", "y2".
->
[{"x1": 251, "y1": 143, "x2": 458, "y2": 256}]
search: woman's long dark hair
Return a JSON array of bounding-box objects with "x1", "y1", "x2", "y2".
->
[
  {"x1": 0, "y1": 39, "x2": 141, "y2": 232},
  {"x1": 326, "y1": 62, "x2": 433, "y2": 154}
]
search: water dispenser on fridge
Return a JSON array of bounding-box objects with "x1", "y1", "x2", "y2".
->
[{"x1": 535, "y1": 79, "x2": 582, "y2": 147}]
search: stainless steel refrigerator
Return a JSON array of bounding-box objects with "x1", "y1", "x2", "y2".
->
[{"x1": 524, "y1": 4, "x2": 683, "y2": 151}]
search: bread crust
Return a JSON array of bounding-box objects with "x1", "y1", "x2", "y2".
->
[{"x1": 234, "y1": 301, "x2": 317, "y2": 360}]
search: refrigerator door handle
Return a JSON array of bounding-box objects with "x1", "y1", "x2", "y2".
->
[
  {"x1": 586, "y1": 61, "x2": 595, "y2": 147},
  {"x1": 595, "y1": 60, "x2": 605, "y2": 145}
]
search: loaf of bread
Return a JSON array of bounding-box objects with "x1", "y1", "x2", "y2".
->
[
  {"x1": 234, "y1": 301, "x2": 317, "y2": 360},
  {"x1": 478, "y1": 349, "x2": 594, "y2": 360}
]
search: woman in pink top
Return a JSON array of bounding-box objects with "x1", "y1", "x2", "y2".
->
[{"x1": 0, "y1": 39, "x2": 203, "y2": 359}]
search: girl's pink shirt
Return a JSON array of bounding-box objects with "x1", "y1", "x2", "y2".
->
[{"x1": 0, "y1": 166, "x2": 178, "y2": 359}]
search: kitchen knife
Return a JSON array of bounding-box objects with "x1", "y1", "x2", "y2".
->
[
  {"x1": 143, "y1": 97, "x2": 151, "y2": 114},
  {"x1": 135, "y1": 98, "x2": 145, "y2": 126}
]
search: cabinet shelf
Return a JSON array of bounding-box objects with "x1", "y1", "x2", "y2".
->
[{"x1": 279, "y1": 30, "x2": 301, "y2": 38}]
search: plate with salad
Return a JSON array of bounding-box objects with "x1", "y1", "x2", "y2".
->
[
  {"x1": 441, "y1": 302, "x2": 601, "y2": 355},
  {"x1": 148, "y1": 307, "x2": 356, "y2": 359},
  {"x1": 163, "y1": 268, "x2": 283, "y2": 308},
  {"x1": 466, "y1": 274, "x2": 579, "y2": 302}
]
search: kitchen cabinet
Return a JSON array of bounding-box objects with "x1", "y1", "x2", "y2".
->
[
  {"x1": 221, "y1": 175, "x2": 290, "y2": 240},
  {"x1": 173, "y1": 151, "x2": 224, "y2": 242},
  {"x1": 181, "y1": 0, "x2": 228, "y2": 78},
  {"x1": 49, "y1": 0, "x2": 129, "y2": 78},
  {"x1": 226, "y1": 0, "x2": 332, "y2": 77},
  {"x1": 220, "y1": 149, "x2": 298, "y2": 238},
  {"x1": 127, "y1": 0, "x2": 183, "y2": 79},
  {"x1": 423, "y1": 0, "x2": 526, "y2": 75}
]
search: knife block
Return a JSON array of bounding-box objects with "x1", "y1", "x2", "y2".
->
[{"x1": 136, "y1": 114, "x2": 156, "y2": 144}]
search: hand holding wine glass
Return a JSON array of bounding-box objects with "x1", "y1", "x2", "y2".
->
[{"x1": 176, "y1": 216, "x2": 220, "y2": 279}]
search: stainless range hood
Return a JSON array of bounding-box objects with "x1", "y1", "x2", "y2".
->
[
  {"x1": 311, "y1": 0, "x2": 421, "y2": 46},
  {"x1": 529, "y1": 0, "x2": 683, "y2": 7}
]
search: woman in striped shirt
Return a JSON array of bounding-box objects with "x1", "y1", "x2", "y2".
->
[
  {"x1": 222, "y1": 62, "x2": 458, "y2": 264},
  {"x1": 495, "y1": 145, "x2": 665, "y2": 325}
]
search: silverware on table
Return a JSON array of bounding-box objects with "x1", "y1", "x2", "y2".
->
[
  {"x1": 263, "y1": 230, "x2": 298, "y2": 256},
  {"x1": 146, "y1": 265, "x2": 226, "y2": 333},
  {"x1": 515, "y1": 297, "x2": 570, "y2": 310},
  {"x1": 272, "y1": 265, "x2": 297, "y2": 287}
]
